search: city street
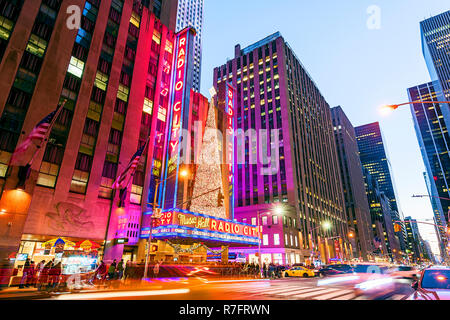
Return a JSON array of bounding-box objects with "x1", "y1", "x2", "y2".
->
[{"x1": 33, "y1": 277, "x2": 414, "y2": 301}]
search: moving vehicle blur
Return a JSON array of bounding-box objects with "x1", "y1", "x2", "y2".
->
[
  {"x1": 389, "y1": 265, "x2": 419, "y2": 280},
  {"x1": 408, "y1": 267, "x2": 450, "y2": 300},
  {"x1": 352, "y1": 264, "x2": 397, "y2": 300},
  {"x1": 317, "y1": 264, "x2": 354, "y2": 277}
]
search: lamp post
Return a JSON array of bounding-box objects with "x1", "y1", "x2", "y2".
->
[
  {"x1": 143, "y1": 168, "x2": 190, "y2": 279},
  {"x1": 309, "y1": 221, "x2": 332, "y2": 265},
  {"x1": 381, "y1": 100, "x2": 450, "y2": 113}
]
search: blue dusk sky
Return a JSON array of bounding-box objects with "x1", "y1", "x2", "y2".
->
[{"x1": 199, "y1": 0, "x2": 449, "y2": 255}]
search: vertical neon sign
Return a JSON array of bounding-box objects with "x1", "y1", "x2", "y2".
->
[
  {"x1": 225, "y1": 83, "x2": 236, "y2": 219},
  {"x1": 161, "y1": 28, "x2": 194, "y2": 209}
]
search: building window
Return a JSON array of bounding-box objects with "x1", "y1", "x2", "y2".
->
[
  {"x1": 67, "y1": 56, "x2": 85, "y2": 78},
  {"x1": 272, "y1": 215, "x2": 279, "y2": 225},
  {"x1": 274, "y1": 234, "x2": 280, "y2": 246},
  {"x1": 262, "y1": 216, "x2": 268, "y2": 225},
  {"x1": 263, "y1": 234, "x2": 269, "y2": 246},
  {"x1": 251, "y1": 217, "x2": 256, "y2": 225}
]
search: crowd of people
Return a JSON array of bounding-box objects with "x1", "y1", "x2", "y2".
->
[
  {"x1": 18, "y1": 258, "x2": 62, "y2": 291},
  {"x1": 13, "y1": 258, "x2": 314, "y2": 291}
]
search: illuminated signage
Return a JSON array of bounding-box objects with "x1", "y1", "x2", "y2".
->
[
  {"x1": 155, "y1": 209, "x2": 260, "y2": 238},
  {"x1": 160, "y1": 28, "x2": 193, "y2": 209},
  {"x1": 225, "y1": 83, "x2": 236, "y2": 218}
]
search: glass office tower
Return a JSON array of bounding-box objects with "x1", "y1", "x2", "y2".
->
[{"x1": 408, "y1": 81, "x2": 450, "y2": 261}]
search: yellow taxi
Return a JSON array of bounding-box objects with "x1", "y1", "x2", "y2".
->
[{"x1": 284, "y1": 266, "x2": 316, "y2": 278}]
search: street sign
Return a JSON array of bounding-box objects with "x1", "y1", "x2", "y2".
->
[{"x1": 114, "y1": 238, "x2": 129, "y2": 245}]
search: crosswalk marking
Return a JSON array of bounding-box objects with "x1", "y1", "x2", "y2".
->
[
  {"x1": 331, "y1": 293, "x2": 357, "y2": 300},
  {"x1": 313, "y1": 289, "x2": 354, "y2": 300},
  {"x1": 293, "y1": 288, "x2": 340, "y2": 299},
  {"x1": 275, "y1": 287, "x2": 323, "y2": 297},
  {"x1": 258, "y1": 287, "x2": 310, "y2": 295}
]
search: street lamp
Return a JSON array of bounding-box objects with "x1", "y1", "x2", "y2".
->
[
  {"x1": 143, "y1": 168, "x2": 191, "y2": 279},
  {"x1": 380, "y1": 100, "x2": 450, "y2": 116}
]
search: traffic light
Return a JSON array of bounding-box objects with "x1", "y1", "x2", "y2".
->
[{"x1": 217, "y1": 191, "x2": 224, "y2": 207}]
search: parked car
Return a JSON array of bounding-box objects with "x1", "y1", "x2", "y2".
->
[
  {"x1": 317, "y1": 264, "x2": 354, "y2": 277},
  {"x1": 284, "y1": 266, "x2": 316, "y2": 278},
  {"x1": 407, "y1": 266, "x2": 450, "y2": 300}
]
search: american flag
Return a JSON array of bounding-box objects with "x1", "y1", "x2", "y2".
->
[
  {"x1": 10, "y1": 103, "x2": 63, "y2": 165},
  {"x1": 112, "y1": 143, "x2": 147, "y2": 190}
]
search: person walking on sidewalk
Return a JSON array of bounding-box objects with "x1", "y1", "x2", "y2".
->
[
  {"x1": 48, "y1": 262, "x2": 62, "y2": 291},
  {"x1": 153, "y1": 260, "x2": 160, "y2": 278},
  {"x1": 19, "y1": 259, "x2": 31, "y2": 289},
  {"x1": 37, "y1": 261, "x2": 51, "y2": 291},
  {"x1": 117, "y1": 259, "x2": 124, "y2": 280},
  {"x1": 27, "y1": 261, "x2": 36, "y2": 287},
  {"x1": 108, "y1": 259, "x2": 117, "y2": 280}
]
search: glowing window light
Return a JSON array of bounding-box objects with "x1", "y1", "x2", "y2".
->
[
  {"x1": 143, "y1": 98, "x2": 153, "y2": 115},
  {"x1": 67, "y1": 56, "x2": 84, "y2": 78}
]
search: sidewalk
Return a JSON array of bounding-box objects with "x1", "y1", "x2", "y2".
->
[
  {"x1": 0, "y1": 276, "x2": 263, "y2": 300},
  {"x1": 0, "y1": 287, "x2": 50, "y2": 300}
]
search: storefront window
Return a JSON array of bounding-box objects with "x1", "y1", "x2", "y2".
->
[{"x1": 273, "y1": 253, "x2": 283, "y2": 265}]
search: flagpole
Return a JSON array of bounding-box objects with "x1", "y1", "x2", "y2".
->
[
  {"x1": 102, "y1": 136, "x2": 151, "y2": 261},
  {"x1": 28, "y1": 99, "x2": 66, "y2": 166}
]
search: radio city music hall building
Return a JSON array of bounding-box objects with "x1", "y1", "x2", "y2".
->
[{"x1": 0, "y1": 0, "x2": 258, "y2": 273}]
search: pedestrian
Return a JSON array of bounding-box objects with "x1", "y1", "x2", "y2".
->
[
  {"x1": 27, "y1": 261, "x2": 36, "y2": 287},
  {"x1": 19, "y1": 258, "x2": 31, "y2": 289},
  {"x1": 153, "y1": 261, "x2": 160, "y2": 278},
  {"x1": 37, "y1": 261, "x2": 51, "y2": 291},
  {"x1": 268, "y1": 263, "x2": 275, "y2": 279},
  {"x1": 124, "y1": 261, "x2": 131, "y2": 283},
  {"x1": 48, "y1": 261, "x2": 62, "y2": 291},
  {"x1": 263, "y1": 263, "x2": 268, "y2": 278},
  {"x1": 108, "y1": 259, "x2": 117, "y2": 280},
  {"x1": 117, "y1": 259, "x2": 124, "y2": 280},
  {"x1": 96, "y1": 260, "x2": 107, "y2": 284}
]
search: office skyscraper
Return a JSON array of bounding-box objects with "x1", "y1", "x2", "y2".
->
[
  {"x1": 355, "y1": 122, "x2": 408, "y2": 253},
  {"x1": 213, "y1": 32, "x2": 350, "y2": 265},
  {"x1": 421, "y1": 11, "x2": 450, "y2": 102},
  {"x1": 408, "y1": 81, "x2": 450, "y2": 260},
  {"x1": 176, "y1": 0, "x2": 203, "y2": 92},
  {"x1": 331, "y1": 106, "x2": 374, "y2": 261},
  {"x1": 363, "y1": 168, "x2": 401, "y2": 262}
]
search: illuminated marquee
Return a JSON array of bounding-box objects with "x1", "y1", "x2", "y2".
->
[{"x1": 155, "y1": 209, "x2": 260, "y2": 238}]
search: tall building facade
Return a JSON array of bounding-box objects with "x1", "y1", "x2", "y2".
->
[
  {"x1": 408, "y1": 82, "x2": 450, "y2": 261},
  {"x1": 363, "y1": 168, "x2": 402, "y2": 262},
  {"x1": 0, "y1": 0, "x2": 182, "y2": 265},
  {"x1": 420, "y1": 10, "x2": 450, "y2": 124},
  {"x1": 213, "y1": 32, "x2": 350, "y2": 265},
  {"x1": 331, "y1": 106, "x2": 374, "y2": 261},
  {"x1": 355, "y1": 122, "x2": 408, "y2": 254},
  {"x1": 404, "y1": 217, "x2": 423, "y2": 262},
  {"x1": 175, "y1": 0, "x2": 203, "y2": 92}
]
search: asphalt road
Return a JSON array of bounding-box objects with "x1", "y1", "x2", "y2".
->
[{"x1": 45, "y1": 276, "x2": 415, "y2": 300}]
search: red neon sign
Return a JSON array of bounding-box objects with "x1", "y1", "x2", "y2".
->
[
  {"x1": 168, "y1": 31, "x2": 188, "y2": 158},
  {"x1": 226, "y1": 85, "x2": 235, "y2": 183}
]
